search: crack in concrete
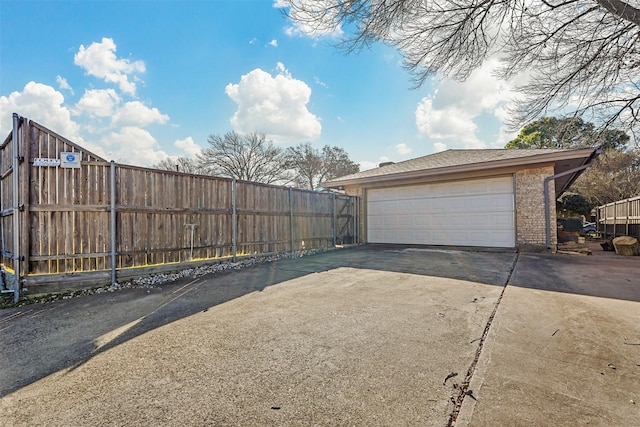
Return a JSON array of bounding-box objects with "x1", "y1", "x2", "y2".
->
[{"x1": 447, "y1": 252, "x2": 520, "y2": 426}]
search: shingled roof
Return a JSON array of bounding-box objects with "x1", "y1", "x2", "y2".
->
[{"x1": 325, "y1": 148, "x2": 598, "y2": 193}]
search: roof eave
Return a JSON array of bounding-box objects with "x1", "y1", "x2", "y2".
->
[
  {"x1": 325, "y1": 148, "x2": 597, "y2": 188},
  {"x1": 554, "y1": 148, "x2": 602, "y2": 197}
]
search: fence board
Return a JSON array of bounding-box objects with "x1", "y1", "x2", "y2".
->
[
  {"x1": 0, "y1": 117, "x2": 359, "y2": 293},
  {"x1": 596, "y1": 196, "x2": 640, "y2": 239}
]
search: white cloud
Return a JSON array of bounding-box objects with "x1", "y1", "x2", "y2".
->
[
  {"x1": 74, "y1": 37, "x2": 145, "y2": 95},
  {"x1": 56, "y1": 75, "x2": 74, "y2": 94},
  {"x1": 0, "y1": 81, "x2": 82, "y2": 142},
  {"x1": 269, "y1": 39, "x2": 278, "y2": 47},
  {"x1": 275, "y1": 62, "x2": 289, "y2": 76},
  {"x1": 225, "y1": 64, "x2": 321, "y2": 142},
  {"x1": 396, "y1": 143, "x2": 412, "y2": 156},
  {"x1": 314, "y1": 76, "x2": 328, "y2": 88},
  {"x1": 103, "y1": 126, "x2": 169, "y2": 165},
  {"x1": 76, "y1": 89, "x2": 120, "y2": 117},
  {"x1": 416, "y1": 98, "x2": 482, "y2": 148},
  {"x1": 434, "y1": 142, "x2": 447, "y2": 152},
  {"x1": 174, "y1": 136, "x2": 201, "y2": 157},
  {"x1": 415, "y1": 59, "x2": 516, "y2": 149},
  {"x1": 111, "y1": 101, "x2": 169, "y2": 127}
]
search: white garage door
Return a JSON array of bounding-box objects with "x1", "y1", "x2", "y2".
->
[{"x1": 367, "y1": 176, "x2": 515, "y2": 248}]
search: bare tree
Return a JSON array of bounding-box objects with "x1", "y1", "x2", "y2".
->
[
  {"x1": 153, "y1": 157, "x2": 204, "y2": 174},
  {"x1": 280, "y1": 0, "x2": 640, "y2": 139},
  {"x1": 285, "y1": 142, "x2": 324, "y2": 189},
  {"x1": 198, "y1": 131, "x2": 293, "y2": 184},
  {"x1": 285, "y1": 142, "x2": 360, "y2": 189},
  {"x1": 571, "y1": 148, "x2": 640, "y2": 205}
]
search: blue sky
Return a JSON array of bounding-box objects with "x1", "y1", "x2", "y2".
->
[{"x1": 0, "y1": 0, "x2": 515, "y2": 170}]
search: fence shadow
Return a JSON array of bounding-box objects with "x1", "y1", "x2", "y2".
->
[
  {"x1": 0, "y1": 245, "x2": 517, "y2": 397},
  {"x1": 508, "y1": 244, "x2": 640, "y2": 304},
  {"x1": 3, "y1": 244, "x2": 637, "y2": 399}
]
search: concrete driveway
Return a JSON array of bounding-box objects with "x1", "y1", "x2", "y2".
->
[
  {"x1": 0, "y1": 245, "x2": 638, "y2": 426},
  {"x1": 457, "y1": 245, "x2": 640, "y2": 426}
]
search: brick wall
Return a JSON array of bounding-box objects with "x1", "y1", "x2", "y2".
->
[{"x1": 515, "y1": 166, "x2": 556, "y2": 250}]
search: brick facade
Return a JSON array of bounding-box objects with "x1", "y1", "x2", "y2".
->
[{"x1": 515, "y1": 166, "x2": 556, "y2": 249}]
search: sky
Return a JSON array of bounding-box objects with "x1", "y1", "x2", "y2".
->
[{"x1": 0, "y1": 0, "x2": 517, "y2": 171}]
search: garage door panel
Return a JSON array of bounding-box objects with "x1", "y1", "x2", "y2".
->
[
  {"x1": 370, "y1": 194, "x2": 513, "y2": 215},
  {"x1": 367, "y1": 177, "x2": 515, "y2": 248}
]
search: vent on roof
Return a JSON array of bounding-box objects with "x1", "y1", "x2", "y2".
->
[{"x1": 379, "y1": 161, "x2": 395, "y2": 167}]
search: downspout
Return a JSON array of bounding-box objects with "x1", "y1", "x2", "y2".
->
[{"x1": 543, "y1": 151, "x2": 601, "y2": 248}]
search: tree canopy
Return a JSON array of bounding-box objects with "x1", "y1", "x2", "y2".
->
[
  {"x1": 505, "y1": 117, "x2": 629, "y2": 150},
  {"x1": 556, "y1": 193, "x2": 592, "y2": 218},
  {"x1": 281, "y1": 0, "x2": 640, "y2": 139},
  {"x1": 571, "y1": 149, "x2": 640, "y2": 206},
  {"x1": 197, "y1": 131, "x2": 293, "y2": 184},
  {"x1": 154, "y1": 132, "x2": 360, "y2": 188},
  {"x1": 285, "y1": 142, "x2": 360, "y2": 190},
  {"x1": 506, "y1": 116, "x2": 640, "y2": 206}
]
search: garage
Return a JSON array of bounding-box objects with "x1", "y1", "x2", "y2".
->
[
  {"x1": 367, "y1": 176, "x2": 515, "y2": 248},
  {"x1": 325, "y1": 148, "x2": 600, "y2": 250}
]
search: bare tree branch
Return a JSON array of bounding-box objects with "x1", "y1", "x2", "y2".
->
[
  {"x1": 280, "y1": 0, "x2": 640, "y2": 139},
  {"x1": 197, "y1": 131, "x2": 293, "y2": 184}
]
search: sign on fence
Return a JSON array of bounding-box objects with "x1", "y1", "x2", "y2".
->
[
  {"x1": 60, "y1": 152, "x2": 81, "y2": 168},
  {"x1": 33, "y1": 158, "x2": 61, "y2": 167}
]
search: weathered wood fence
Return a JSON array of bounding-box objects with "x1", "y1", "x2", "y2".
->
[
  {"x1": 596, "y1": 196, "x2": 640, "y2": 240},
  {"x1": 1, "y1": 115, "x2": 359, "y2": 301}
]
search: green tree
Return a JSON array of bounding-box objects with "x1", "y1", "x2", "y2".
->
[
  {"x1": 506, "y1": 117, "x2": 640, "y2": 206},
  {"x1": 198, "y1": 131, "x2": 292, "y2": 184},
  {"x1": 285, "y1": 143, "x2": 360, "y2": 190},
  {"x1": 281, "y1": 0, "x2": 640, "y2": 138},
  {"x1": 505, "y1": 117, "x2": 629, "y2": 150},
  {"x1": 556, "y1": 193, "x2": 592, "y2": 218}
]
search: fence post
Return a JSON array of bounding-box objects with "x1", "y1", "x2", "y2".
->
[
  {"x1": 613, "y1": 203, "x2": 616, "y2": 236},
  {"x1": 11, "y1": 114, "x2": 22, "y2": 303},
  {"x1": 21, "y1": 122, "x2": 32, "y2": 291},
  {"x1": 110, "y1": 161, "x2": 117, "y2": 286},
  {"x1": 626, "y1": 201, "x2": 630, "y2": 236},
  {"x1": 354, "y1": 197, "x2": 359, "y2": 244},
  {"x1": 332, "y1": 193, "x2": 336, "y2": 246},
  {"x1": 289, "y1": 187, "x2": 294, "y2": 254},
  {"x1": 232, "y1": 179, "x2": 237, "y2": 262}
]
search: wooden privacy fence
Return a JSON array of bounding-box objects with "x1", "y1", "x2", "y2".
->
[
  {"x1": 596, "y1": 196, "x2": 640, "y2": 240},
  {"x1": 0, "y1": 115, "x2": 359, "y2": 301}
]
